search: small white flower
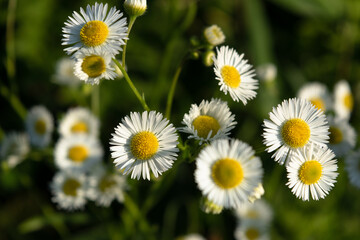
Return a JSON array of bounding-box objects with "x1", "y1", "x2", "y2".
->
[
  {"x1": 345, "y1": 150, "x2": 360, "y2": 189},
  {"x1": 50, "y1": 170, "x2": 88, "y2": 211},
  {"x1": 234, "y1": 220, "x2": 270, "y2": 240},
  {"x1": 213, "y1": 46, "x2": 258, "y2": 104},
  {"x1": 177, "y1": 233, "x2": 206, "y2": 240},
  {"x1": 52, "y1": 57, "x2": 81, "y2": 86},
  {"x1": 234, "y1": 199, "x2": 273, "y2": 224},
  {"x1": 180, "y1": 98, "x2": 236, "y2": 144},
  {"x1": 263, "y1": 98, "x2": 329, "y2": 165},
  {"x1": 59, "y1": 107, "x2": 100, "y2": 138},
  {"x1": 62, "y1": 2, "x2": 128, "y2": 55},
  {"x1": 74, "y1": 48, "x2": 117, "y2": 85},
  {"x1": 297, "y1": 82, "x2": 332, "y2": 112},
  {"x1": 195, "y1": 139, "x2": 263, "y2": 209},
  {"x1": 55, "y1": 135, "x2": 103, "y2": 173},
  {"x1": 256, "y1": 63, "x2": 277, "y2": 83},
  {"x1": 286, "y1": 144, "x2": 338, "y2": 201},
  {"x1": 124, "y1": 0, "x2": 147, "y2": 17},
  {"x1": 327, "y1": 116, "x2": 356, "y2": 157},
  {"x1": 25, "y1": 105, "x2": 54, "y2": 148},
  {"x1": 110, "y1": 111, "x2": 179, "y2": 180},
  {"x1": 334, "y1": 80, "x2": 354, "y2": 120},
  {"x1": 204, "y1": 25, "x2": 225, "y2": 46},
  {"x1": 87, "y1": 165, "x2": 127, "y2": 207},
  {"x1": 0, "y1": 132, "x2": 29, "y2": 168}
]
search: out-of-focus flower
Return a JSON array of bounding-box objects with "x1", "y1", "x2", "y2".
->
[
  {"x1": 200, "y1": 197, "x2": 223, "y2": 214},
  {"x1": 327, "y1": 116, "x2": 356, "y2": 157},
  {"x1": 0, "y1": 132, "x2": 29, "y2": 168},
  {"x1": 180, "y1": 98, "x2": 236, "y2": 145},
  {"x1": 256, "y1": 63, "x2": 277, "y2": 83},
  {"x1": 234, "y1": 199, "x2": 273, "y2": 224},
  {"x1": 204, "y1": 25, "x2": 225, "y2": 46},
  {"x1": 263, "y1": 98, "x2": 329, "y2": 166},
  {"x1": 345, "y1": 150, "x2": 360, "y2": 189},
  {"x1": 297, "y1": 82, "x2": 332, "y2": 112},
  {"x1": 234, "y1": 220, "x2": 270, "y2": 240},
  {"x1": 110, "y1": 111, "x2": 179, "y2": 180},
  {"x1": 213, "y1": 46, "x2": 258, "y2": 104},
  {"x1": 176, "y1": 233, "x2": 206, "y2": 240},
  {"x1": 334, "y1": 80, "x2": 354, "y2": 120},
  {"x1": 52, "y1": 57, "x2": 81, "y2": 86}
]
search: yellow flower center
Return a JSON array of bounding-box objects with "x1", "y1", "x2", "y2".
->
[
  {"x1": 245, "y1": 228, "x2": 260, "y2": 240},
  {"x1": 211, "y1": 158, "x2": 243, "y2": 189},
  {"x1": 246, "y1": 210, "x2": 259, "y2": 219},
  {"x1": 299, "y1": 160, "x2": 322, "y2": 185},
  {"x1": 221, "y1": 65, "x2": 241, "y2": 88},
  {"x1": 80, "y1": 20, "x2": 109, "y2": 47},
  {"x1": 130, "y1": 131, "x2": 159, "y2": 160},
  {"x1": 71, "y1": 121, "x2": 88, "y2": 133},
  {"x1": 81, "y1": 55, "x2": 106, "y2": 78},
  {"x1": 310, "y1": 98, "x2": 325, "y2": 112},
  {"x1": 281, "y1": 118, "x2": 311, "y2": 148},
  {"x1": 68, "y1": 145, "x2": 89, "y2": 163},
  {"x1": 62, "y1": 178, "x2": 81, "y2": 196},
  {"x1": 35, "y1": 119, "x2": 46, "y2": 135},
  {"x1": 343, "y1": 93, "x2": 353, "y2": 110},
  {"x1": 192, "y1": 115, "x2": 220, "y2": 138},
  {"x1": 99, "y1": 176, "x2": 116, "y2": 192},
  {"x1": 329, "y1": 126, "x2": 343, "y2": 145}
]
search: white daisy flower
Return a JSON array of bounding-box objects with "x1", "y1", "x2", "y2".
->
[
  {"x1": 256, "y1": 63, "x2": 277, "y2": 83},
  {"x1": 334, "y1": 80, "x2": 354, "y2": 120},
  {"x1": 234, "y1": 199, "x2": 273, "y2": 224},
  {"x1": 124, "y1": 0, "x2": 147, "y2": 17},
  {"x1": 62, "y1": 2, "x2": 128, "y2": 55},
  {"x1": 297, "y1": 82, "x2": 332, "y2": 112},
  {"x1": 213, "y1": 46, "x2": 258, "y2": 104},
  {"x1": 345, "y1": 150, "x2": 360, "y2": 188},
  {"x1": 286, "y1": 144, "x2": 338, "y2": 201},
  {"x1": 195, "y1": 139, "x2": 263, "y2": 209},
  {"x1": 50, "y1": 170, "x2": 88, "y2": 211},
  {"x1": 59, "y1": 107, "x2": 99, "y2": 138},
  {"x1": 74, "y1": 48, "x2": 117, "y2": 85},
  {"x1": 234, "y1": 220, "x2": 270, "y2": 240},
  {"x1": 0, "y1": 132, "x2": 29, "y2": 168},
  {"x1": 87, "y1": 165, "x2": 127, "y2": 207},
  {"x1": 52, "y1": 57, "x2": 81, "y2": 86},
  {"x1": 327, "y1": 116, "x2": 356, "y2": 157},
  {"x1": 263, "y1": 98, "x2": 329, "y2": 165},
  {"x1": 110, "y1": 111, "x2": 179, "y2": 180},
  {"x1": 176, "y1": 233, "x2": 206, "y2": 240},
  {"x1": 180, "y1": 98, "x2": 236, "y2": 144},
  {"x1": 25, "y1": 105, "x2": 54, "y2": 148},
  {"x1": 204, "y1": 25, "x2": 225, "y2": 46},
  {"x1": 55, "y1": 135, "x2": 103, "y2": 173}
]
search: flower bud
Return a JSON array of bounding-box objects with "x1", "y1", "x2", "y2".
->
[{"x1": 124, "y1": 0, "x2": 147, "y2": 17}]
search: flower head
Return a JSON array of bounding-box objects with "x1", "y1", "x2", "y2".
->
[
  {"x1": 334, "y1": 80, "x2": 353, "y2": 120},
  {"x1": 0, "y1": 132, "x2": 29, "y2": 168},
  {"x1": 297, "y1": 82, "x2": 332, "y2": 112},
  {"x1": 124, "y1": 0, "x2": 147, "y2": 17},
  {"x1": 345, "y1": 150, "x2": 360, "y2": 189},
  {"x1": 52, "y1": 57, "x2": 81, "y2": 86},
  {"x1": 327, "y1": 116, "x2": 356, "y2": 157},
  {"x1": 204, "y1": 25, "x2": 225, "y2": 46}
]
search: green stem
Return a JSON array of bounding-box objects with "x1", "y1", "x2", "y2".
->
[
  {"x1": 91, "y1": 85, "x2": 100, "y2": 117},
  {"x1": 6, "y1": 0, "x2": 17, "y2": 93},
  {"x1": 0, "y1": 85, "x2": 26, "y2": 120},
  {"x1": 122, "y1": 16, "x2": 137, "y2": 68},
  {"x1": 113, "y1": 58, "x2": 150, "y2": 111},
  {"x1": 165, "y1": 64, "x2": 183, "y2": 120}
]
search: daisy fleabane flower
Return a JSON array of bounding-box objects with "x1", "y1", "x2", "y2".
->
[
  {"x1": 204, "y1": 25, "x2": 225, "y2": 46},
  {"x1": 195, "y1": 139, "x2": 263, "y2": 209},
  {"x1": 62, "y1": 2, "x2": 128, "y2": 55},
  {"x1": 334, "y1": 80, "x2": 354, "y2": 120},
  {"x1": 110, "y1": 111, "x2": 179, "y2": 180},
  {"x1": 124, "y1": 0, "x2": 147, "y2": 17},
  {"x1": 286, "y1": 144, "x2": 338, "y2": 201},
  {"x1": 50, "y1": 170, "x2": 88, "y2": 211},
  {"x1": 345, "y1": 150, "x2": 360, "y2": 189},
  {"x1": 52, "y1": 57, "x2": 81, "y2": 86},
  {"x1": 297, "y1": 82, "x2": 332, "y2": 112},
  {"x1": 74, "y1": 48, "x2": 117, "y2": 85},
  {"x1": 25, "y1": 105, "x2": 54, "y2": 148},
  {"x1": 213, "y1": 46, "x2": 258, "y2": 104},
  {"x1": 0, "y1": 132, "x2": 29, "y2": 168},
  {"x1": 263, "y1": 98, "x2": 329, "y2": 165},
  {"x1": 234, "y1": 220, "x2": 270, "y2": 240},
  {"x1": 180, "y1": 98, "x2": 236, "y2": 144}
]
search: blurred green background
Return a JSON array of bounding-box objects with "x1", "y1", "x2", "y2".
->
[{"x1": 1, "y1": 0, "x2": 360, "y2": 239}]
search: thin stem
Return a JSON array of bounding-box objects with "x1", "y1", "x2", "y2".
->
[
  {"x1": 122, "y1": 16, "x2": 137, "y2": 68},
  {"x1": 0, "y1": 85, "x2": 26, "y2": 120},
  {"x1": 165, "y1": 64, "x2": 183, "y2": 120},
  {"x1": 113, "y1": 58, "x2": 150, "y2": 111},
  {"x1": 91, "y1": 85, "x2": 100, "y2": 117}
]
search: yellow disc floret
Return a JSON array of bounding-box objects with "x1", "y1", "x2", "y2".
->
[
  {"x1": 211, "y1": 158, "x2": 243, "y2": 189},
  {"x1": 245, "y1": 228, "x2": 260, "y2": 240},
  {"x1": 71, "y1": 121, "x2": 88, "y2": 133},
  {"x1": 81, "y1": 55, "x2": 106, "y2": 78},
  {"x1": 62, "y1": 178, "x2": 81, "y2": 196},
  {"x1": 343, "y1": 93, "x2": 353, "y2": 110},
  {"x1": 299, "y1": 160, "x2": 322, "y2": 185},
  {"x1": 281, "y1": 118, "x2": 311, "y2": 148},
  {"x1": 310, "y1": 98, "x2": 325, "y2": 112},
  {"x1": 221, "y1": 65, "x2": 241, "y2": 88},
  {"x1": 68, "y1": 145, "x2": 89, "y2": 163},
  {"x1": 99, "y1": 176, "x2": 116, "y2": 192},
  {"x1": 35, "y1": 119, "x2": 46, "y2": 135},
  {"x1": 80, "y1": 20, "x2": 109, "y2": 47},
  {"x1": 131, "y1": 131, "x2": 159, "y2": 160},
  {"x1": 329, "y1": 126, "x2": 343, "y2": 145},
  {"x1": 192, "y1": 115, "x2": 220, "y2": 138}
]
